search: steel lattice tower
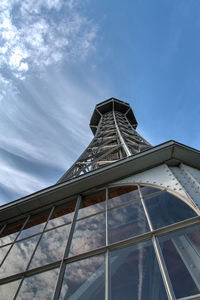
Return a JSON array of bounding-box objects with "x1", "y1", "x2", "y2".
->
[
  {"x1": 1, "y1": 97, "x2": 200, "y2": 300},
  {"x1": 58, "y1": 98, "x2": 151, "y2": 182}
]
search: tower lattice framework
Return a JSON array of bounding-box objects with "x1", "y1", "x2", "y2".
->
[{"x1": 58, "y1": 98, "x2": 151, "y2": 182}]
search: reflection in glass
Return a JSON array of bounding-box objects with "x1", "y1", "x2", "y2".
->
[
  {"x1": 0, "y1": 244, "x2": 10, "y2": 265},
  {"x1": 108, "y1": 186, "x2": 139, "y2": 208},
  {"x1": 0, "y1": 225, "x2": 4, "y2": 234},
  {"x1": 70, "y1": 213, "x2": 106, "y2": 256},
  {"x1": 159, "y1": 225, "x2": 200, "y2": 299},
  {"x1": 0, "y1": 235, "x2": 39, "y2": 279},
  {"x1": 140, "y1": 186, "x2": 161, "y2": 197},
  {"x1": 16, "y1": 268, "x2": 59, "y2": 300},
  {"x1": 77, "y1": 190, "x2": 106, "y2": 219},
  {"x1": 188, "y1": 230, "x2": 200, "y2": 252},
  {"x1": 59, "y1": 254, "x2": 105, "y2": 300},
  {"x1": 0, "y1": 279, "x2": 20, "y2": 300},
  {"x1": 18, "y1": 212, "x2": 50, "y2": 240},
  {"x1": 0, "y1": 233, "x2": 18, "y2": 247},
  {"x1": 108, "y1": 201, "x2": 149, "y2": 244},
  {"x1": 0, "y1": 220, "x2": 25, "y2": 246},
  {"x1": 110, "y1": 241, "x2": 167, "y2": 300},
  {"x1": 29, "y1": 225, "x2": 70, "y2": 269},
  {"x1": 144, "y1": 191, "x2": 197, "y2": 229},
  {"x1": 47, "y1": 204, "x2": 75, "y2": 230}
]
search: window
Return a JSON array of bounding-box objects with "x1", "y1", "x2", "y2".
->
[{"x1": 0, "y1": 184, "x2": 199, "y2": 299}]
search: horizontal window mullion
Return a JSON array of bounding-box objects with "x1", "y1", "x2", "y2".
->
[
  {"x1": 0, "y1": 216, "x2": 30, "y2": 248},
  {"x1": 107, "y1": 196, "x2": 141, "y2": 211},
  {"x1": 0, "y1": 209, "x2": 199, "y2": 297},
  {"x1": 76, "y1": 209, "x2": 106, "y2": 222},
  {"x1": 0, "y1": 259, "x2": 61, "y2": 286},
  {"x1": 177, "y1": 294, "x2": 200, "y2": 300},
  {"x1": 1, "y1": 217, "x2": 199, "y2": 282},
  {"x1": 0, "y1": 216, "x2": 30, "y2": 268}
]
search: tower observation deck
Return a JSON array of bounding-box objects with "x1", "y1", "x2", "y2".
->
[{"x1": 58, "y1": 98, "x2": 151, "y2": 182}]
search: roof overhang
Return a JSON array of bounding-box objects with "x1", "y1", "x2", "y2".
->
[{"x1": 0, "y1": 140, "x2": 200, "y2": 225}]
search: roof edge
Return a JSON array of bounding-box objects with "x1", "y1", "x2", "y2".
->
[{"x1": 0, "y1": 140, "x2": 199, "y2": 224}]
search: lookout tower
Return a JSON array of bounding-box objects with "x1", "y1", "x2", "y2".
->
[
  {"x1": 58, "y1": 98, "x2": 151, "y2": 182},
  {"x1": 0, "y1": 98, "x2": 200, "y2": 300}
]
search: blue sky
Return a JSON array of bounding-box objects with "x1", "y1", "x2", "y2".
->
[{"x1": 0, "y1": 0, "x2": 200, "y2": 205}]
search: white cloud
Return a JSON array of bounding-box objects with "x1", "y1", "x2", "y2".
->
[
  {"x1": 0, "y1": 0, "x2": 112, "y2": 204},
  {"x1": 0, "y1": 159, "x2": 49, "y2": 197},
  {"x1": 0, "y1": 0, "x2": 97, "y2": 80},
  {"x1": 0, "y1": 67, "x2": 113, "y2": 204},
  {"x1": 0, "y1": 73, "x2": 17, "y2": 102}
]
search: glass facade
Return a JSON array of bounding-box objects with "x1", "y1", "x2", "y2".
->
[
  {"x1": 110, "y1": 240, "x2": 168, "y2": 300},
  {"x1": 60, "y1": 254, "x2": 105, "y2": 300},
  {"x1": 0, "y1": 184, "x2": 199, "y2": 299}
]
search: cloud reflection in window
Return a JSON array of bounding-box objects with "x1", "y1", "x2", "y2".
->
[
  {"x1": 70, "y1": 213, "x2": 106, "y2": 256},
  {"x1": 29, "y1": 224, "x2": 71, "y2": 269},
  {"x1": 0, "y1": 235, "x2": 39, "y2": 279},
  {"x1": 60, "y1": 254, "x2": 105, "y2": 300},
  {"x1": 16, "y1": 268, "x2": 59, "y2": 300}
]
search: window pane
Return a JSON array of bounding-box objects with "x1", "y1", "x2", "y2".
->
[
  {"x1": 0, "y1": 244, "x2": 11, "y2": 264},
  {"x1": 140, "y1": 186, "x2": 161, "y2": 197},
  {"x1": 144, "y1": 191, "x2": 197, "y2": 229},
  {"x1": 46, "y1": 202, "x2": 75, "y2": 229},
  {"x1": 108, "y1": 186, "x2": 139, "y2": 208},
  {"x1": 0, "y1": 219, "x2": 26, "y2": 246},
  {"x1": 77, "y1": 190, "x2": 106, "y2": 219},
  {"x1": 159, "y1": 225, "x2": 200, "y2": 299},
  {"x1": 59, "y1": 254, "x2": 105, "y2": 300},
  {"x1": 0, "y1": 235, "x2": 39, "y2": 279},
  {"x1": 16, "y1": 268, "x2": 59, "y2": 300},
  {"x1": 0, "y1": 225, "x2": 4, "y2": 233},
  {"x1": 70, "y1": 213, "x2": 106, "y2": 256},
  {"x1": 108, "y1": 200, "x2": 149, "y2": 244},
  {"x1": 29, "y1": 224, "x2": 70, "y2": 269},
  {"x1": 110, "y1": 241, "x2": 167, "y2": 300},
  {"x1": 0, "y1": 279, "x2": 20, "y2": 300},
  {"x1": 18, "y1": 210, "x2": 51, "y2": 240},
  {"x1": 0, "y1": 233, "x2": 17, "y2": 247},
  {"x1": 188, "y1": 229, "x2": 200, "y2": 252}
]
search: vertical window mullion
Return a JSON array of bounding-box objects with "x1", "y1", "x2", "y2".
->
[
  {"x1": 0, "y1": 215, "x2": 30, "y2": 268},
  {"x1": 25, "y1": 206, "x2": 55, "y2": 270},
  {"x1": 139, "y1": 185, "x2": 176, "y2": 299},
  {"x1": 13, "y1": 206, "x2": 55, "y2": 300},
  {"x1": 152, "y1": 236, "x2": 176, "y2": 300},
  {"x1": 52, "y1": 194, "x2": 82, "y2": 300},
  {"x1": 138, "y1": 185, "x2": 153, "y2": 231},
  {"x1": 105, "y1": 249, "x2": 109, "y2": 300},
  {"x1": 15, "y1": 215, "x2": 31, "y2": 240},
  {"x1": 105, "y1": 187, "x2": 109, "y2": 300},
  {"x1": 106, "y1": 187, "x2": 108, "y2": 246}
]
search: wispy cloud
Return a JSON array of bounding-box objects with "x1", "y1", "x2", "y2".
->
[
  {"x1": 0, "y1": 0, "x2": 97, "y2": 81},
  {"x1": 0, "y1": 0, "x2": 104, "y2": 204},
  {"x1": 0, "y1": 158, "x2": 50, "y2": 196},
  {"x1": 0, "y1": 67, "x2": 113, "y2": 204}
]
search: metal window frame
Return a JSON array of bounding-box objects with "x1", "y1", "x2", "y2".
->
[
  {"x1": 0, "y1": 184, "x2": 200, "y2": 300},
  {"x1": 13, "y1": 206, "x2": 55, "y2": 300},
  {"x1": 0, "y1": 215, "x2": 30, "y2": 268},
  {"x1": 52, "y1": 194, "x2": 81, "y2": 300},
  {"x1": 0, "y1": 216, "x2": 199, "y2": 298}
]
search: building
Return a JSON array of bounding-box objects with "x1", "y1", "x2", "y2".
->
[{"x1": 0, "y1": 97, "x2": 200, "y2": 300}]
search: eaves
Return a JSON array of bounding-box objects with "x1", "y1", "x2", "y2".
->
[{"x1": 0, "y1": 140, "x2": 199, "y2": 224}]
